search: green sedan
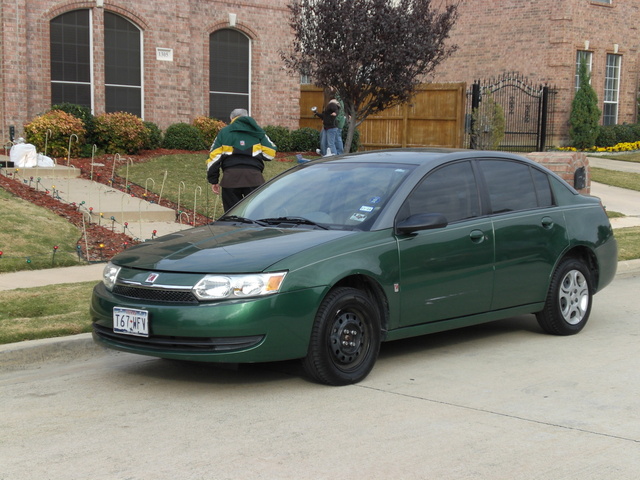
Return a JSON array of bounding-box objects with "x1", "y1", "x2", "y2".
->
[{"x1": 91, "y1": 149, "x2": 617, "y2": 385}]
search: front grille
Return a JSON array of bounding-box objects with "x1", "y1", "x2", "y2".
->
[
  {"x1": 113, "y1": 284, "x2": 198, "y2": 304},
  {"x1": 93, "y1": 324, "x2": 264, "y2": 353}
]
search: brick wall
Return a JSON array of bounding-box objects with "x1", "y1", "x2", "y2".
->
[
  {"x1": 0, "y1": 0, "x2": 299, "y2": 140},
  {"x1": 526, "y1": 152, "x2": 590, "y2": 194},
  {"x1": 434, "y1": 0, "x2": 640, "y2": 146}
]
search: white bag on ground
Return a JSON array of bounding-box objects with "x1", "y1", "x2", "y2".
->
[
  {"x1": 37, "y1": 154, "x2": 55, "y2": 167},
  {"x1": 10, "y1": 141, "x2": 38, "y2": 168}
]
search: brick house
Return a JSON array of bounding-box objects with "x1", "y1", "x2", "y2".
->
[
  {"x1": 2, "y1": 0, "x2": 636, "y2": 150},
  {"x1": 0, "y1": 0, "x2": 300, "y2": 143},
  {"x1": 434, "y1": 0, "x2": 640, "y2": 146}
]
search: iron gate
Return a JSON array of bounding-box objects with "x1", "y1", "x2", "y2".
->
[{"x1": 465, "y1": 72, "x2": 556, "y2": 152}]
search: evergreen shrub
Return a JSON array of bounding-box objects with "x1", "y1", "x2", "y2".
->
[
  {"x1": 290, "y1": 127, "x2": 320, "y2": 152},
  {"x1": 162, "y1": 123, "x2": 207, "y2": 150},
  {"x1": 263, "y1": 126, "x2": 293, "y2": 152}
]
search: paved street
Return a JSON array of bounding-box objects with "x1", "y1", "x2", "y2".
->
[{"x1": 1, "y1": 271, "x2": 639, "y2": 480}]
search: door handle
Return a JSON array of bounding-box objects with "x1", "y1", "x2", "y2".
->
[
  {"x1": 469, "y1": 229, "x2": 486, "y2": 243},
  {"x1": 541, "y1": 216, "x2": 554, "y2": 229}
]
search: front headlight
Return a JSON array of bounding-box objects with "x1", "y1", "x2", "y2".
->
[
  {"x1": 102, "y1": 262, "x2": 121, "y2": 291},
  {"x1": 193, "y1": 272, "x2": 287, "y2": 300}
]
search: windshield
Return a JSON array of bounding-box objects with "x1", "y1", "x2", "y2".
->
[{"x1": 225, "y1": 161, "x2": 415, "y2": 230}]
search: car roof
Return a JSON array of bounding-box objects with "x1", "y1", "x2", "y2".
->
[{"x1": 318, "y1": 148, "x2": 540, "y2": 169}]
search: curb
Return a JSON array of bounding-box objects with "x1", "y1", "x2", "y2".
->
[{"x1": 0, "y1": 333, "x2": 116, "y2": 373}]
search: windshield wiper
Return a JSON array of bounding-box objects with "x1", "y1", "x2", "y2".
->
[
  {"x1": 257, "y1": 216, "x2": 329, "y2": 230},
  {"x1": 217, "y1": 215, "x2": 267, "y2": 226}
]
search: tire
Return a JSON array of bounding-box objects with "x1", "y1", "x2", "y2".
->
[
  {"x1": 302, "y1": 287, "x2": 381, "y2": 386},
  {"x1": 536, "y1": 258, "x2": 593, "y2": 335}
]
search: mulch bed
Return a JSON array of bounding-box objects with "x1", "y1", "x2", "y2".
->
[{"x1": 0, "y1": 149, "x2": 300, "y2": 262}]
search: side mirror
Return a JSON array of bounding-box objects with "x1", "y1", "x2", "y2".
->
[{"x1": 395, "y1": 213, "x2": 448, "y2": 234}]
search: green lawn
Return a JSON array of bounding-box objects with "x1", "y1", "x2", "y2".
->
[
  {"x1": 0, "y1": 281, "x2": 94, "y2": 344},
  {"x1": 591, "y1": 167, "x2": 640, "y2": 192},
  {"x1": 118, "y1": 153, "x2": 301, "y2": 220},
  {"x1": 0, "y1": 188, "x2": 86, "y2": 273}
]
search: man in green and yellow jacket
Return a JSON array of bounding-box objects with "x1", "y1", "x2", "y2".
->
[{"x1": 207, "y1": 109, "x2": 277, "y2": 211}]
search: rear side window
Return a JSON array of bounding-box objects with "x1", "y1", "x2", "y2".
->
[{"x1": 479, "y1": 160, "x2": 553, "y2": 213}]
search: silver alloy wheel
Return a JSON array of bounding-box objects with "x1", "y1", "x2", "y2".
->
[{"x1": 558, "y1": 269, "x2": 589, "y2": 325}]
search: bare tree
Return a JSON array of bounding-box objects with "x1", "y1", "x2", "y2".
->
[{"x1": 282, "y1": 0, "x2": 459, "y2": 152}]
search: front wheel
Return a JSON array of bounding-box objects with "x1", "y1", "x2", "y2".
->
[
  {"x1": 303, "y1": 287, "x2": 381, "y2": 386},
  {"x1": 536, "y1": 258, "x2": 593, "y2": 335}
]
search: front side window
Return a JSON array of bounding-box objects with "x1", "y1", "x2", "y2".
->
[
  {"x1": 603, "y1": 54, "x2": 621, "y2": 126},
  {"x1": 50, "y1": 10, "x2": 92, "y2": 108},
  {"x1": 104, "y1": 13, "x2": 142, "y2": 117},
  {"x1": 480, "y1": 160, "x2": 552, "y2": 213},
  {"x1": 401, "y1": 161, "x2": 481, "y2": 223},
  {"x1": 209, "y1": 29, "x2": 250, "y2": 121}
]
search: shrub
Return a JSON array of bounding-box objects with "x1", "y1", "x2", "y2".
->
[
  {"x1": 24, "y1": 110, "x2": 86, "y2": 158},
  {"x1": 162, "y1": 122, "x2": 207, "y2": 150},
  {"x1": 51, "y1": 104, "x2": 98, "y2": 157},
  {"x1": 611, "y1": 123, "x2": 636, "y2": 144},
  {"x1": 263, "y1": 125, "x2": 293, "y2": 152},
  {"x1": 51, "y1": 103, "x2": 96, "y2": 140},
  {"x1": 471, "y1": 94, "x2": 505, "y2": 150},
  {"x1": 192, "y1": 116, "x2": 226, "y2": 148},
  {"x1": 93, "y1": 112, "x2": 147, "y2": 154},
  {"x1": 143, "y1": 121, "x2": 163, "y2": 150},
  {"x1": 595, "y1": 125, "x2": 617, "y2": 148},
  {"x1": 290, "y1": 127, "x2": 320, "y2": 152},
  {"x1": 570, "y1": 59, "x2": 601, "y2": 149}
]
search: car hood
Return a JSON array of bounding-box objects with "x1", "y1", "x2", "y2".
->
[{"x1": 111, "y1": 223, "x2": 354, "y2": 273}]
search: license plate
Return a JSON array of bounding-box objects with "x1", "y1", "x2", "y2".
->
[{"x1": 113, "y1": 307, "x2": 149, "y2": 337}]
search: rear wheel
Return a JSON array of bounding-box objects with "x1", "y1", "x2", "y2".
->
[
  {"x1": 303, "y1": 287, "x2": 381, "y2": 386},
  {"x1": 536, "y1": 258, "x2": 593, "y2": 335}
]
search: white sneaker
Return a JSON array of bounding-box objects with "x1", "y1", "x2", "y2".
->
[{"x1": 316, "y1": 149, "x2": 321, "y2": 155}]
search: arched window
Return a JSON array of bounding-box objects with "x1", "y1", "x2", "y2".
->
[
  {"x1": 209, "y1": 29, "x2": 250, "y2": 121},
  {"x1": 104, "y1": 12, "x2": 143, "y2": 117},
  {"x1": 50, "y1": 10, "x2": 143, "y2": 116},
  {"x1": 50, "y1": 10, "x2": 92, "y2": 108}
]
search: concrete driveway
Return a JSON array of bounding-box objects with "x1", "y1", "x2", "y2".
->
[{"x1": 1, "y1": 271, "x2": 639, "y2": 479}]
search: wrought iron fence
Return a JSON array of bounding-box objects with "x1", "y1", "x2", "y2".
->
[{"x1": 465, "y1": 72, "x2": 557, "y2": 152}]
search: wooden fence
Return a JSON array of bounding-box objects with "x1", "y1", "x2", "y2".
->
[{"x1": 299, "y1": 83, "x2": 466, "y2": 150}]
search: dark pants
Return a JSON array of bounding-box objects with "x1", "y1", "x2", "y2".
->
[{"x1": 221, "y1": 185, "x2": 259, "y2": 211}]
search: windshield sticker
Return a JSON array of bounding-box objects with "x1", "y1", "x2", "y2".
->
[
  {"x1": 350, "y1": 213, "x2": 367, "y2": 222},
  {"x1": 359, "y1": 205, "x2": 374, "y2": 212},
  {"x1": 368, "y1": 196, "x2": 382, "y2": 204}
]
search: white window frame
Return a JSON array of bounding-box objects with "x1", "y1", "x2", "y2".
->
[{"x1": 603, "y1": 54, "x2": 621, "y2": 126}]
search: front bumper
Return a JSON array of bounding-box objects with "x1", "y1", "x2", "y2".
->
[{"x1": 90, "y1": 282, "x2": 322, "y2": 363}]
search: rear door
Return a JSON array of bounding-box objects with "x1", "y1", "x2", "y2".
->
[{"x1": 477, "y1": 159, "x2": 569, "y2": 309}]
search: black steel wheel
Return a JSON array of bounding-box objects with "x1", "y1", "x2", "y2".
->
[
  {"x1": 536, "y1": 258, "x2": 593, "y2": 335},
  {"x1": 303, "y1": 287, "x2": 381, "y2": 386}
]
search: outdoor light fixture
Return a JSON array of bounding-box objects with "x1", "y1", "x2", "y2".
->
[{"x1": 229, "y1": 13, "x2": 237, "y2": 27}]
